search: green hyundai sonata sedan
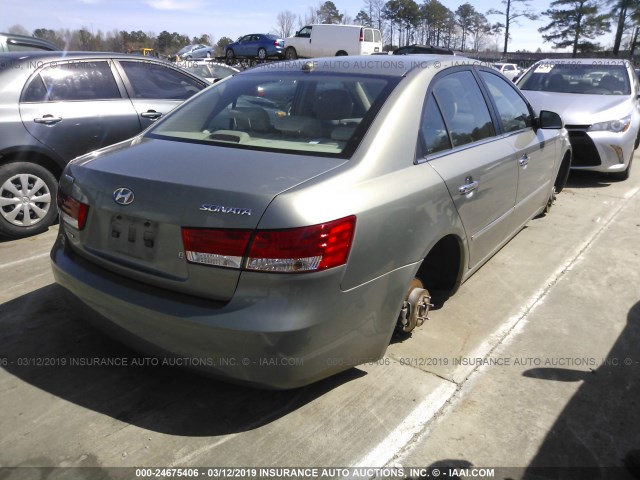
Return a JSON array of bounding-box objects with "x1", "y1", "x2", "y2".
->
[{"x1": 51, "y1": 56, "x2": 571, "y2": 388}]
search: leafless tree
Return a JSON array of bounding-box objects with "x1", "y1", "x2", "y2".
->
[
  {"x1": 275, "y1": 10, "x2": 296, "y2": 38},
  {"x1": 487, "y1": 0, "x2": 538, "y2": 54}
]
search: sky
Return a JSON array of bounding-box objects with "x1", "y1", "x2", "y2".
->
[{"x1": 3, "y1": 0, "x2": 616, "y2": 53}]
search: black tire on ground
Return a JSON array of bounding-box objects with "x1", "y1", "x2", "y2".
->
[
  {"x1": 335, "y1": 50, "x2": 348, "y2": 56},
  {"x1": 0, "y1": 161, "x2": 58, "y2": 239},
  {"x1": 285, "y1": 47, "x2": 297, "y2": 60},
  {"x1": 544, "y1": 186, "x2": 557, "y2": 215},
  {"x1": 554, "y1": 154, "x2": 571, "y2": 194},
  {"x1": 206, "y1": 52, "x2": 212, "y2": 58},
  {"x1": 226, "y1": 49, "x2": 235, "y2": 60},
  {"x1": 257, "y1": 48, "x2": 267, "y2": 60}
]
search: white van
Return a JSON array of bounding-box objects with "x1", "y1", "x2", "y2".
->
[{"x1": 284, "y1": 24, "x2": 382, "y2": 59}]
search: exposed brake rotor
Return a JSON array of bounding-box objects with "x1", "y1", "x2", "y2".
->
[{"x1": 397, "y1": 278, "x2": 433, "y2": 333}]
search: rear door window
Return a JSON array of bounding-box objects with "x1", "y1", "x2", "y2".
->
[
  {"x1": 22, "y1": 61, "x2": 120, "y2": 102},
  {"x1": 119, "y1": 61, "x2": 203, "y2": 100},
  {"x1": 480, "y1": 71, "x2": 532, "y2": 133},
  {"x1": 431, "y1": 70, "x2": 496, "y2": 147},
  {"x1": 419, "y1": 92, "x2": 452, "y2": 156}
]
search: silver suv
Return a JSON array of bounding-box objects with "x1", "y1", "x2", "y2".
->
[{"x1": 0, "y1": 52, "x2": 207, "y2": 238}]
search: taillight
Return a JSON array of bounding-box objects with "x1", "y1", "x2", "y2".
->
[
  {"x1": 247, "y1": 216, "x2": 356, "y2": 273},
  {"x1": 181, "y1": 216, "x2": 356, "y2": 273},
  {"x1": 181, "y1": 228, "x2": 252, "y2": 268},
  {"x1": 274, "y1": 40, "x2": 280, "y2": 46},
  {"x1": 57, "y1": 190, "x2": 89, "y2": 230}
]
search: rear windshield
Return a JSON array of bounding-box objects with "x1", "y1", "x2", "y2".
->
[
  {"x1": 519, "y1": 63, "x2": 631, "y2": 95},
  {"x1": 146, "y1": 71, "x2": 399, "y2": 157}
]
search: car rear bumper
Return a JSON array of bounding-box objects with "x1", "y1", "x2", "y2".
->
[{"x1": 51, "y1": 234, "x2": 414, "y2": 389}]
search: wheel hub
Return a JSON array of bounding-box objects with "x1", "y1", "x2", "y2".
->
[
  {"x1": 0, "y1": 173, "x2": 51, "y2": 227},
  {"x1": 397, "y1": 279, "x2": 433, "y2": 333}
]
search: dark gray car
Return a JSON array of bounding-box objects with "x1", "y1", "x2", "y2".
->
[
  {"x1": 0, "y1": 52, "x2": 208, "y2": 239},
  {"x1": 52, "y1": 56, "x2": 571, "y2": 388}
]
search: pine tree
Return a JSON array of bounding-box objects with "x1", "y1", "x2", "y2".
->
[{"x1": 539, "y1": 0, "x2": 611, "y2": 57}]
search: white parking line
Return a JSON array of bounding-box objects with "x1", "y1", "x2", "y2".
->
[
  {"x1": 376, "y1": 184, "x2": 640, "y2": 473},
  {"x1": 350, "y1": 380, "x2": 456, "y2": 472},
  {"x1": 0, "y1": 252, "x2": 50, "y2": 270}
]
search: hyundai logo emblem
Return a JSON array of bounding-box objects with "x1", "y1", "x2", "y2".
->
[{"x1": 113, "y1": 187, "x2": 135, "y2": 206}]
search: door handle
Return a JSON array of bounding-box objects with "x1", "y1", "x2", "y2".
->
[
  {"x1": 459, "y1": 177, "x2": 479, "y2": 195},
  {"x1": 518, "y1": 154, "x2": 529, "y2": 167},
  {"x1": 33, "y1": 115, "x2": 62, "y2": 125},
  {"x1": 141, "y1": 110, "x2": 162, "y2": 120}
]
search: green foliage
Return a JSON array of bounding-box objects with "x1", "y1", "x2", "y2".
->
[
  {"x1": 155, "y1": 30, "x2": 191, "y2": 55},
  {"x1": 317, "y1": 1, "x2": 343, "y2": 24},
  {"x1": 354, "y1": 10, "x2": 373, "y2": 26},
  {"x1": 33, "y1": 28, "x2": 65, "y2": 49},
  {"x1": 539, "y1": 0, "x2": 611, "y2": 55},
  {"x1": 215, "y1": 36, "x2": 234, "y2": 56}
]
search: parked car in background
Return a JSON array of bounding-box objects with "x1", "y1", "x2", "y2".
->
[
  {"x1": 176, "y1": 59, "x2": 239, "y2": 83},
  {"x1": 393, "y1": 44, "x2": 454, "y2": 55},
  {"x1": 284, "y1": 24, "x2": 382, "y2": 59},
  {"x1": 174, "y1": 43, "x2": 214, "y2": 60},
  {"x1": 0, "y1": 52, "x2": 208, "y2": 239},
  {"x1": 51, "y1": 56, "x2": 570, "y2": 389},
  {"x1": 493, "y1": 63, "x2": 521, "y2": 81},
  {"x1": 517, "y1": 58, "x2": 640, "y2": 180},
  {"x1": 224, "y1": 34, "x2": 284, "y2": 61},
  {"x1": 0, "y1": 32, "x2": 59, "y2": 52}
]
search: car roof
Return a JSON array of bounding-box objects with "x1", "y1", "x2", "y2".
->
[
  {"x1": 244, "y1": 55, "x2": 479, "y2": 77},
  {"x1": 0, "y1": 51, "x2": 175, "y2": 64},
  {"x1": 535, "y1": 58, "x2": 631, "y2": 65},
  {"x1": 0, "y1": 51, "x2": 197, "y2": 81}
]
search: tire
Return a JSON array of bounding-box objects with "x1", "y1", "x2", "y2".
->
[
  {"x1": 0, "y1": 162, "x2": 58, "y2": 239},
  {"x1": 610, "y1": 154, "x2": 633, "y2": 181},
  {"x1": 225, "y1": 49, "x2": 235, "y2": 60},
  {"x1": 554, "y1": 154, "x2": 571, "y2": 194},
  {"x1": 544, "y1": 186, "x2": 557, "y2": 215},
  {"x1": 336, "y1": 50, "x2": 348, "y2": 56},
  {"x1": 285, "y1": 47, "x2": 297, "y2": 60},
  {"x1": 257, "y1": 48, "x2": 267, "y2": 60},
  {"x1": 206, "y1": 52, "x2": 212, "y2": 58}
]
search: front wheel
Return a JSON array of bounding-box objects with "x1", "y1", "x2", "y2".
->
[
  {"x1": 225, "y1": 49, "x2": 235, "y2": 60},
  {"x1": 544, "y1": 186, "x2": 557, "y2": 215},
  {"x1": 285, "y1": 47, "x2": 297, "y2": 60},
  {"x1": 0, "y1": 162, "x2": 58, "y2": 239},
  {"x1": 554, "y1": 154, "x2": 571, "y2": 194},
  {"x1": 396, "y1": 278, "x2": 432, "y2": 335}
]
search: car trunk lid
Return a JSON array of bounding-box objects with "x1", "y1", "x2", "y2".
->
[{"x1": 66, "y1": 138, "x2": 346, "y2": 301}]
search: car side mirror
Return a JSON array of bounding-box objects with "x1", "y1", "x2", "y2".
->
[
  {"x1": 295, "y1": 31, "x2": 300, "y2": 36},
  {"x1": 536, "y1": 110, "x2": 563, "y2": 129}
]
